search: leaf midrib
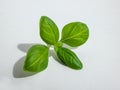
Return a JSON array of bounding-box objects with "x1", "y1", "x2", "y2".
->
[
  {"x1": 60, "y1": 48, "x2": 79, "y2": 65},
  {"x1": 42, "y1": 25, "x2": 55, "y2": 40},
  {"x1": 47, "y1": 19, "x2": 57, "y2": 43},
  {"x1": 61, "y1": 30, "x2": 87, "y2": 42},
  {"x1": 26, "y1": 49, "x2": 48, "y2": 69}
]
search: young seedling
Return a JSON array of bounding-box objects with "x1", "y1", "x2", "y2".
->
[{"x1": 23, "y1": 16, "x2": 89, "y2": 72}]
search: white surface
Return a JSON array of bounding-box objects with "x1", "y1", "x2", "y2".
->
[{"x1": 0, "y1": 0, "x2": 120, "y2": 90}]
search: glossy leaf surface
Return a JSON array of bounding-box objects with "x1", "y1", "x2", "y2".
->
[
  {"x1": 24, "y1": 45, "x2": 49, "y2": 72},
  {"x1": 56, "y1": 47, "x2": 83, "y2": 69},
  {"x1": 40, "y1": 16, "x2": 59, "y2": 45},
  {"x1": 61, "y1": 22, "x2": 89, "y2": 47}
]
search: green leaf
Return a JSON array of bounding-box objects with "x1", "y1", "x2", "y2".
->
[
  {"x1": 24, "y1": 45, "x2": 49, "y2": 72},
  {"x1": 61, "y1": 22, "x2": 89, "y2": 47},
  {"x1": 56, "y1": 47, "x2": 83, "y2": 69},
  {"x1": 40, "y1": 16, "x2": 59, "y2": 45}
]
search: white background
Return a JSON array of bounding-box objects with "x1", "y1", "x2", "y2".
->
[{"x1": 0, "y1": 0, "x2": 120, "y2": 90}]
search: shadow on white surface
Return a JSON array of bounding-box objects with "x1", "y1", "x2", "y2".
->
[
  {"x1": 13, "y1": 44, "x2": 37, "y2": 78},
  {"x1": 13, "y1": 43, "x2": 65, "y2": 78},
  {"x1": 13, "y1": 56, "x2": 36, "y2": 78},
  {"x1": 17, "y1": 43, "x2": 34, "y2": 53}
]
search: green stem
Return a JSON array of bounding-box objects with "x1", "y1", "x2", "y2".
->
[{"x1": 54, "y1": 41, "x2": 63, "y2": 52}]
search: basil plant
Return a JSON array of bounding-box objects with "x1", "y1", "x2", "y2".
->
[{"x1": 23, "y1": 16, "x2": 89, "y2": 73}]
